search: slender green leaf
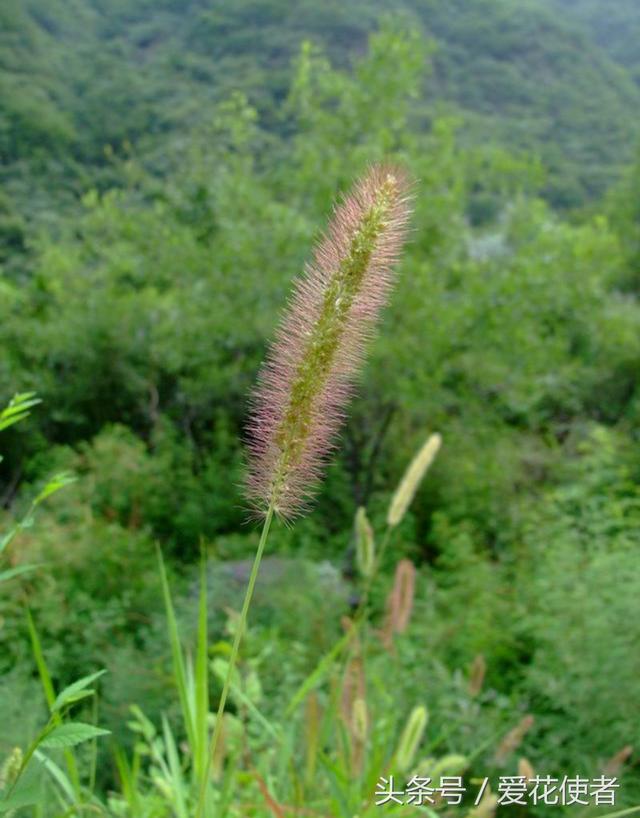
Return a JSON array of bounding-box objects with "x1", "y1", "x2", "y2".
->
[
  {"x1": 162, "y1": 716, "x2": 189, "y2": 818},
  {"x1": 114, "y1": 747, "x2": 141, "y2": 814},
  {"x1": 32, "y1": 472, "x2": 76, "y2": 506},
  {"x1": 27, "y1": 611, "x2": 82, "y2": 795},
  {"x1": 51, "y1": 670, "x2": 106, "y2": 713},
  {"x1": 318, "y1": 751, "x2": 352, "y2": 818},
  {"x1": 157, "y1": 546, "x2": 196, "y2": 750},
  {"x1": 27, "y1": 610, "x2": 56, "y2": 710},
  {"x1": 225, "y1": 675, "x2": 280, "y2": 741},
  {"x1": 0, "y1": 527, "x2": 18, "y2": 557},
  {"x1": 0, "y1": 393, "x2": 41, "y2": 432},
  {"x1": 285, "y1": 628, "x2": 353, "y2": 716},
  {"x1": 33, "y1": 751, "x2": 76, "y2": 803},
  {"x1": 194, "y1": 556, "x2": 209, "y2": 780},
  {"x1": 0, "y1": 563, "x2": 40, "y2": 583}
]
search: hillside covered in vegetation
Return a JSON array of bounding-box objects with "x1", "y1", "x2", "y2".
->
[{"x1": 1, "y1": 1, "x2": 640, "y2": 815}]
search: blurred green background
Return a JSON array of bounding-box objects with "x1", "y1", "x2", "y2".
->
[{"x1": 1, "y1": 0, "x2": 640, "y2": 812}]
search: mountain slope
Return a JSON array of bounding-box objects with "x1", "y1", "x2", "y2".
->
[
  {"x1": 546, "y1": 0, "x2": 640, "y2": 84},
  {"x1": 1, "y1": 0, "x2": 639, "y2": 214}
]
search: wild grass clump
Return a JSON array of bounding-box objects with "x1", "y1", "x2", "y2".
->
[
  {"x1": 3, "y1": 152, "x2": 639, "y2": 816},
  {"x1": 197, "y1": 163, "x2": 413, "y2": 815}
]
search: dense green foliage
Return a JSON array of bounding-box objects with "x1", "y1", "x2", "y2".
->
[
  {"x1": 2, "y1": 0, "x2": 640, "y2": 814},
  {"x1": 1, "y1": 0, "x2": 639, "y2": 222},
  {"x1": 549, "y1": 0, "x2": 640, "y2": 83}
]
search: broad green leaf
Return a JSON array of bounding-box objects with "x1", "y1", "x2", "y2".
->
[
  {"x1": 40, "y1": 723, "x2": 110, "y2": 749},
  {"x1": 51, "y1": 670, "x2": 106, "y2": 713}
]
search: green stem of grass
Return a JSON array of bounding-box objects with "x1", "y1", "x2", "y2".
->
[
  {"x1": 195, "y1": 504, "x2": 275, "y2": 818},
  {"x1": 286, "y1": 523, "x2": 395, "y2": 718},
  {"x1": 354, "y1": 523, "x2": 393, "y2": 626}
]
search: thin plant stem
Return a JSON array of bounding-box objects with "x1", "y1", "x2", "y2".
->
[
  {"x1": 285, "y1": 522, "x2": 396, "y2": 720},
  {"x1": 195, "y1": 504, "x2": 275, "y2": 818},
  {"x1": 354, "y1": 523, "x2": 394, "y2": 626}
]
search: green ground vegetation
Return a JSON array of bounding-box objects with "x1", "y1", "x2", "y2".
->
[{"x1": 2, "y1": 1, "x2": 640, "y2": 814}]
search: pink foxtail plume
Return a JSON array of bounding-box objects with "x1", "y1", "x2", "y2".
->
[{"x1": 246, "y1": 165, "x2": 413, "y2": 518}]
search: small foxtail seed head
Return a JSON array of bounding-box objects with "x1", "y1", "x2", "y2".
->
[
  {"x1": 354, "y1": 506, "x2": 375, "y2": 579},
  {"x1": 246, "y1": 165, "x2": 412, "y2": 518},
  {"x1": 493, "y1": 715, "x2": 535, "y2": 765},
  {"x1": 387, "y1": 432, "x2": 442, "y2": 528},
  {"x1": 380, "y1": 558, "x2": 416, "y2": 651},
  {"x1": 395, "y1": 704, "x2": 429, "y2": 773}
]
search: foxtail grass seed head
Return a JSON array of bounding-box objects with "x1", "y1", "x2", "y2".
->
[
  {"x1": 355, "y1": 506, "x2": 375, "y2": 579},
  {"x1": 341, "y1": 655, "x2": 366, "y2": 728},
  {"x1": 246, "y1": 165, "x2": 412, "y2": 518},
  {"x1": 469, "y1": 785, "x2": 499, "y2": 818},
  {"x1": 468, "y1": 653, "x2": 487, "y2": 697},
  {"x1": 0, "y1": 747, "x2": 22, "y2": 789},
  {"x1": 391, "y1": 558, "x2": 416, "y2": 633},
  {"x1": 494, "y1": 714, "x2": 534, "y2": 765},
  {"x1": 380, "y1": 558, "x2": 416, "y2": 650},
  {"x1": 518, "y1": 757, "x2": 536, "y2": 781},
  {"x1": 351, "y1": 697, "x2": 369, "y2": 744},
  {"x1": 395, "y1": 704, "x2": 429, "y2": 772},
  {"x1": 603, "y1": 745, "x2": 633, "y2": 776},
  {"x1": 304, "y1": 692, "x2": 321, "y2": 783},
  {"x1": 411, "y1": 757, "x2": 436, "y2": 778},
  {"x1": 430, "y1": 754, "x2": 469, "y2": 781},
  {"x1": 387, "y1": 432, "x2": 441, "y2": 527}
]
